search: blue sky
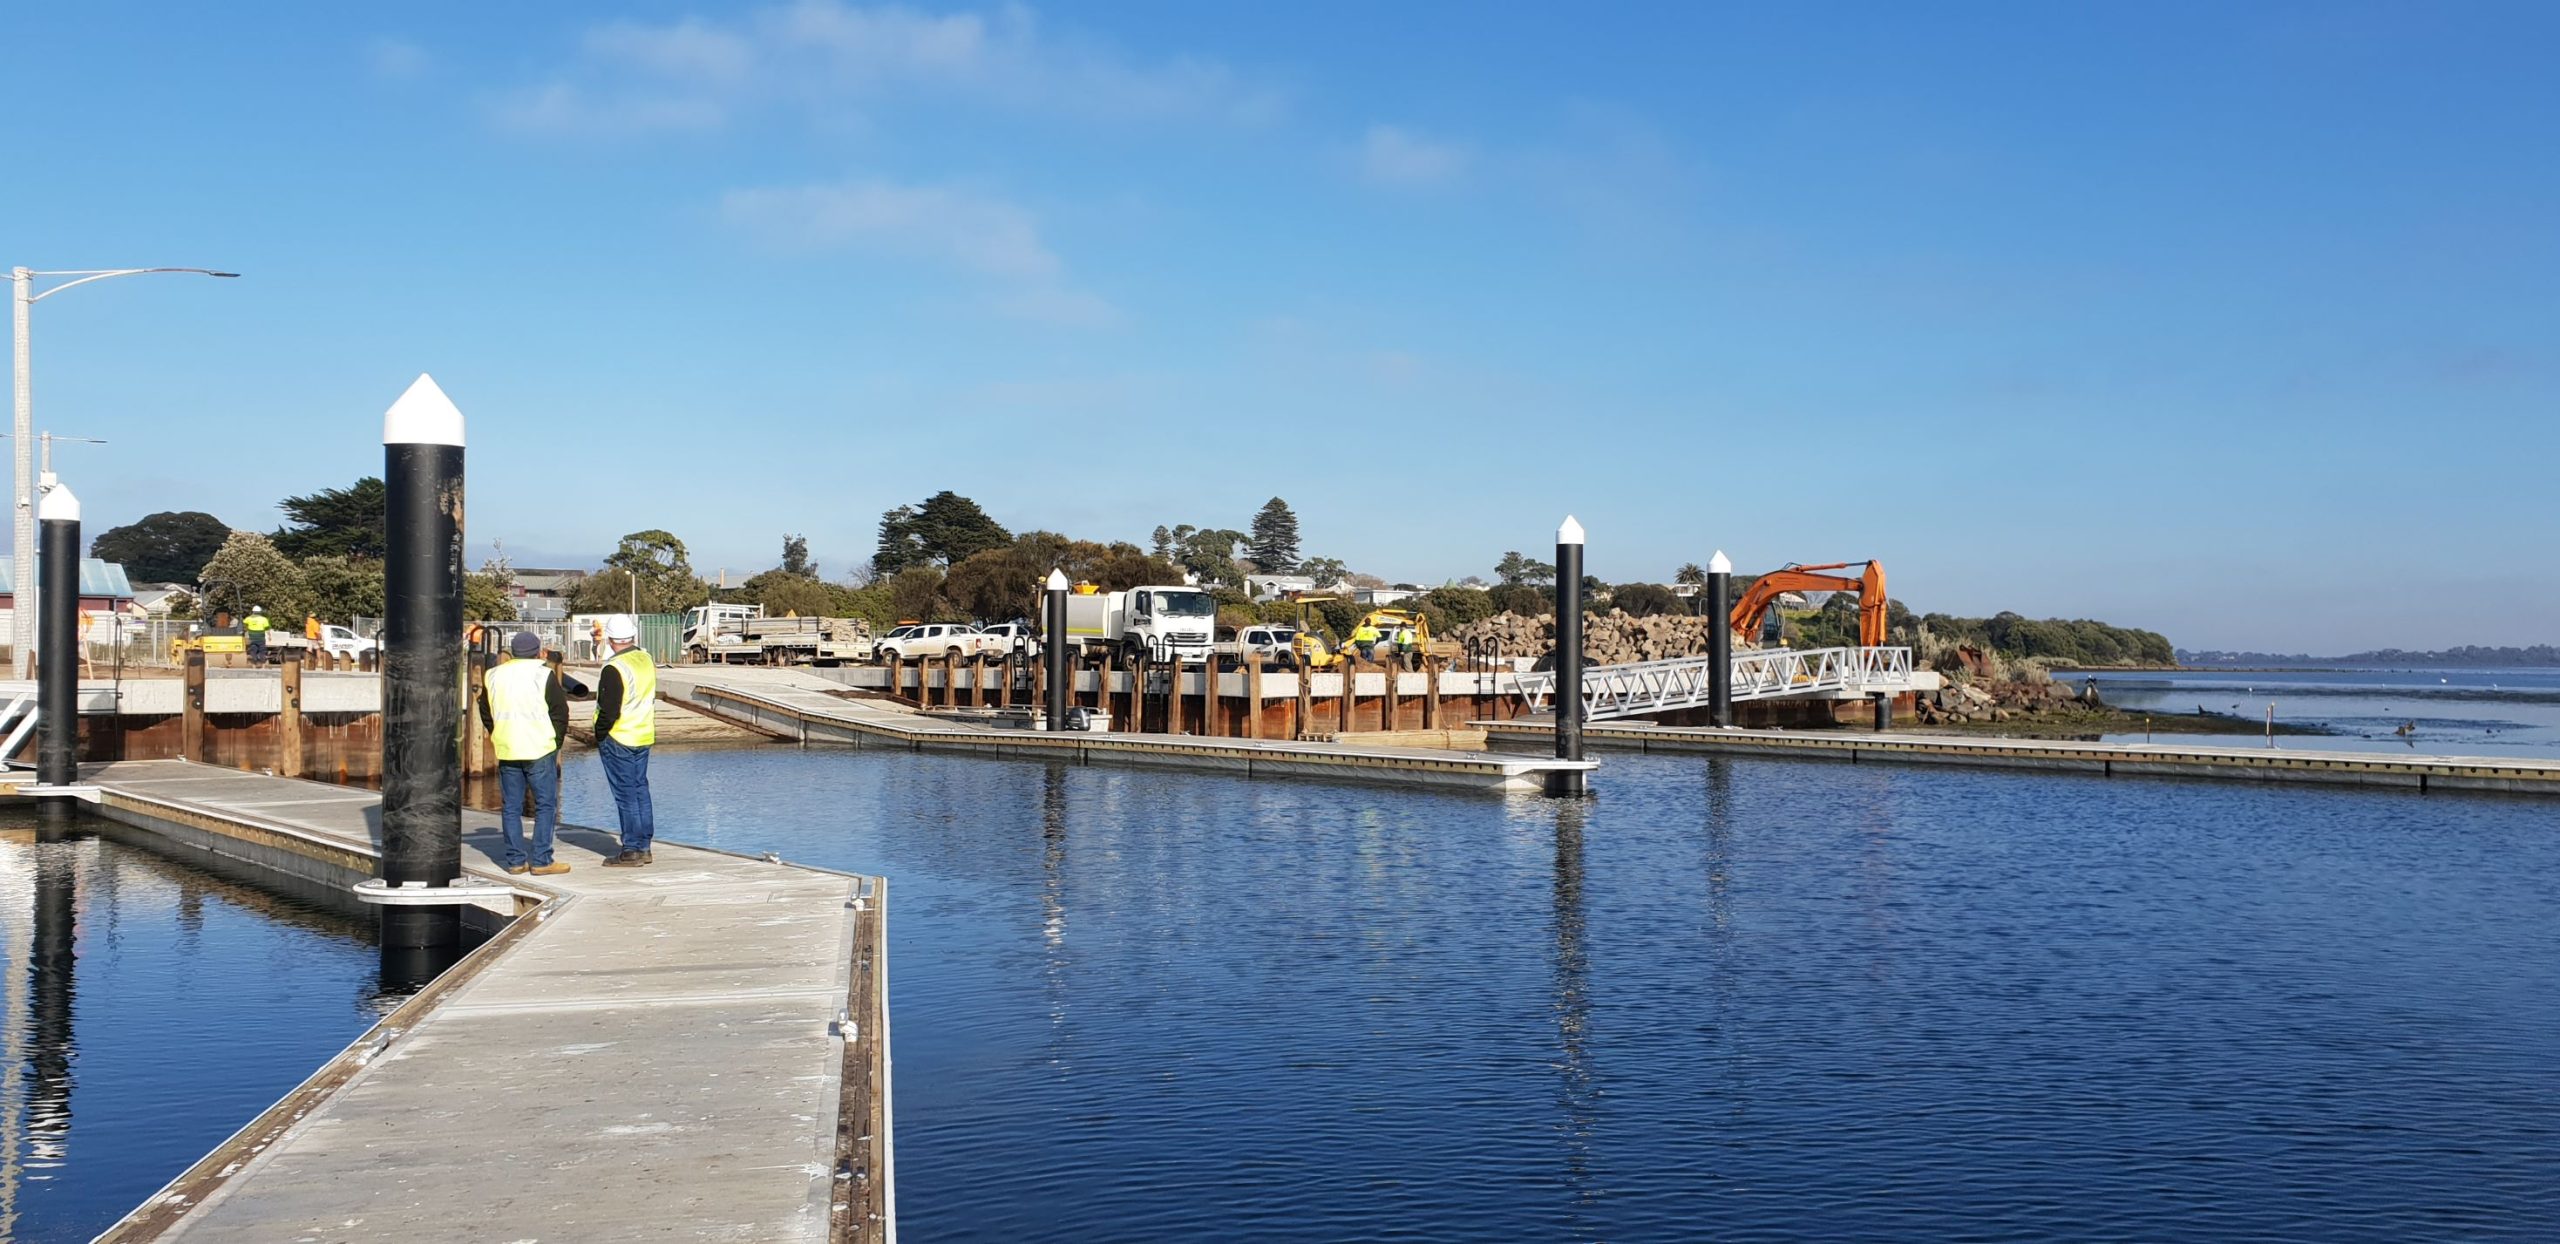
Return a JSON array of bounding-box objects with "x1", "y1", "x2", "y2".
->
[{"x1": 7, "y1": 2, "x2": 2553, "y2": 652}]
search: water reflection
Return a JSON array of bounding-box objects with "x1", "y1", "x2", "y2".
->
[
  {"x1": 0, "y1": 834, "x2": 78, "y2": 1240},
  {"x1": 1547, "y1": 800, "x2": 1597, "y2": 1216},
  {"x1": 1039, "y1": 764, "x2": 1069, "y2": 1039},
  {"x1": 0, "y1": 823, "x2": 397, "y2": 1242}
]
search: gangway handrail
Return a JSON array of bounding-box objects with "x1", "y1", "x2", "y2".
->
[
  {"x1": 1515, "y1": 646, "x2": 1917, "y2": 721},
  {"x1": 0, "y1": 693, "x2": 37, "y2": 769}
]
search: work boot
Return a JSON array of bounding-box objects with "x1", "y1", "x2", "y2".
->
[
  {"x1": 603, "y1": 850, "x2": 649, "y2": 867},
  {"x1": 506, "y1": 863, "x2": 532, "y2": 876},
  {"x1": 530, "y1": 861, "x2": 571, "y2": 876}
]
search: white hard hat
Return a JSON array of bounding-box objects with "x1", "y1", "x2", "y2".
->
[
  {"x1": 603, "y1": 614, "x2": 639, "y2": 641},
  {"x1": 252, "y1": 606, "x2": 265, "y2": 613}
]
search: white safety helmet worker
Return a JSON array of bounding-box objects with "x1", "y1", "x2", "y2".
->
[{"x1": 603, "y1": 614, "x2": 639, "y2": 643}]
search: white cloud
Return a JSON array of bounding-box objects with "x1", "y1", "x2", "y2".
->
[
  {"x1": 1359, "y1": 125, "x2": 1469, "y2": 187},
  {"x1": 721, "y1": 176, "x2": 1117, "y2": 328},
  {"x1": 368, "y1": 37, "x2": 430, "y2": 82},
  {"x1": 494, "y1": 83, "x2": 727, "y2": 137},
  {"x1": 721, "y1": 179, "x2": 1059, "y2": 278},
  {"x1": 496, "y1": 1, "x2": 1282, "y2": 136},
  {"x1": 990, "y1": 286, "x2": 1122, "y2": 329}
]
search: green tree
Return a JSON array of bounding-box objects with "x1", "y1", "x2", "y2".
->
[
  {"x1": 464, "y1": 568, "x2": 516, "y2": 622},
  {"x1": 1674, "y1": 563, "x2": 1707, "y2": 588},
  {"x1": 754, "y1": 576, "x2": 838, "y2": 618},
  {"x1": 874, "y1": 491, "x2": 1012, "y2": 575},
  {"x1": 886, "y1": 566, "x2": 950, "y2": 622},
  {"x1": 300, "y1": 555, "x2": 385, "y2": 624},
  {"x1": 1611, "y1": 583, "x2": 1681, "y2": 616},
  {"x1": 1297, "y1": 556, "x2": 1347, "y2": 587},
  {"x1": 197, "y1": 531, "x2": 311, "y2": 622},
  {"x1": 1416, "y1": 586, "x2": 1495, "y2": 628},
  {"x1": 1495, "y1": 551, "x2": 1557, "y2": 587},
  {"x1": 1151, "y1": 525, "x2": 1174, "y2": 558},
  {"x1": 1173, "y1": 527, "x2": 1248, "y2": 587},
  {"x1": 272, "y1": 477, "x2": 387, "y2": 561},
  {"x1": 1245, "y1": 497, "x2": 1301, "y2": 572},
  {"x1": 778, "y1": 534, "x2": 815, "y2": 578},
  {"x1": 571, "y1": 530, "x2": 709, "y2": 614},
  {"x1": 90, "y1": 510, "x2": 231, "y2": 584}
]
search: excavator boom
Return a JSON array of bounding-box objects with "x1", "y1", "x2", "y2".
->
[{"x1": 1727, "y1": 560, "x2": 1889, "y2": 648}]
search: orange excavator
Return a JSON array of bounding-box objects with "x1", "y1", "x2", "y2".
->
[{"x1": 1728, "y1": 560, "x2": 1889, "y2": 648}]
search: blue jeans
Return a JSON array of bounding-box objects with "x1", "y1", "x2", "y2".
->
[
  {"x1": 498, "y1": 753, "x2": 560, "y2": 868},
  {"x1": 598, "y1": 737, "x2": 655, "y2": 853}
]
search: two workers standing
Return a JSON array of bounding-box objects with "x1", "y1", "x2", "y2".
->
[{"x1": 475, "y1": 614, "x2": 658, "y2": 872}]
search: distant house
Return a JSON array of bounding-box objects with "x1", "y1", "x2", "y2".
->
[
  {"x1": 127, "y1": 586, "x2": 188, "y2": 618},
  {"x1": 509, "y1": 568, "x2": 589, "y2": 620},
  {"x1": 0, "y1": 557, "x2": 137, "y2": 627},
  {"x1": 1352, "y1": 587, "x2": 1416, "y2": 607},
  {"x1": 1245, "y1": 574, "x2": 1316, "y2": 602}
]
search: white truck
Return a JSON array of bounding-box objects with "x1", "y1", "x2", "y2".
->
[
  {"x1": 1061, "y1": 585, "x2": 1219, "y2": 663},
  {"x1": 683, "y1": 604, "x2": 871, "y2": 665}
]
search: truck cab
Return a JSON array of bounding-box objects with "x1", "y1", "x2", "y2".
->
[{"x1": 1066, "y1": 585, "x2": 1217, "y2": 662}]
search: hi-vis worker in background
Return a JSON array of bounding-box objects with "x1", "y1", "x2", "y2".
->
[
  {"x1": 593, "y1": 614, "x2": 658, "y2": 867},
  {"x1": 243, "y1": 606, "x2": 272, "y2": 665},
  {"x1": 304, "y1": 613, "x2": 322, "y2": 643},
  {"x1": 1350, "y1": 620, "x2": 1382, "y2": 663},
  {"x1": 479, "y1": 630, "x2": 570, "y2": 876}
]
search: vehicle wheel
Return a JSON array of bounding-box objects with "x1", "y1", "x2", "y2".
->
[{"x1": 946, "y1": 646, "x2": 965, "y2": 659}]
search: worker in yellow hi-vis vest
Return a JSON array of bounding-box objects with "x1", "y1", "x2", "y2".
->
[
  {"x1": 477, "y1": 631, "x2": 570, "y2": 875},
  {"x1": 243, "y1": 606, "x2": 272, "y2": 665},
  {"x1": 594, "y1": 614, "x2": 658, "y2": 866}
]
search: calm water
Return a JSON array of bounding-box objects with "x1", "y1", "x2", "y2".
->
[
  {"x1": 561, "y1": 748, "x2": 2560, "y2": 1242},
  {"x1": 0, "y1": 819, "x2": 398, "y2": 1244},
  {"x1": 2085, "y1": 667, "x2": 2560, "y2": 758}
]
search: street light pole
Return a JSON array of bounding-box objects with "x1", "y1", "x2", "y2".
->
[{"x1": 11, "y1": 266, "x2": 237, "y2": 677}]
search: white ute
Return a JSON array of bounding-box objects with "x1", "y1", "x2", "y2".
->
[{"x1": 872, "y1": 623, "x2": 1006, "y2": 662}]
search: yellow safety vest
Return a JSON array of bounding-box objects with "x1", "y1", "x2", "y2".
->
[
  {"x1": 1352, "y1": 626, "x2": 1380, "y2": 643},
  {"x1": 485, "y1": 658, "x2": 558, "y2": 761},
  {"x1": 604, "y1": 647, "x2": 658, "y2": 748},
  {"x1": 243, "y1": 614, "x2": 271, "y2": 633}
]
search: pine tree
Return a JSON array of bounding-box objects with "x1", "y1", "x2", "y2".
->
[{"x1": 1246, "y1": 497, "x2": 1301, "y2": 573}]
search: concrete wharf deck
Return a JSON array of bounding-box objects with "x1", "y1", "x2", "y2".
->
[
  {"x1": 12, "y1": 760, "x2": 891, "y2": 1243},
  {"x1": 1480, "y1": 719, "x2": 2560, "y2": 795},
  {"x1": 667, "y1": 668, "x2": 1594, "y2": 794}
]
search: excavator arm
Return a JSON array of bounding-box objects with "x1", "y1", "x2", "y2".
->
[{"x1": 1727, "y1": 560, "x2": 1889, "y2": 648}]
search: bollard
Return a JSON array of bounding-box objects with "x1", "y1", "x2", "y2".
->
[
  {"x1": 376, "y1": 374, "x2": 467, "y2": 961},
  {"x1": 1553, "y1": 515, "x2": 1587, "y2": 793},
  {"x1": 281, "y1": 655, "x2": 306, "y2": 777},
  {"x1": 1707, "y1": 549, "x2": 1733, "y2": 728},
  {"x1": 1245, "y1": 655, "x2": 1264, "y2": 740},
  {"x1": 1872, "y1": 692, "x2": 1891, "y2": 732},
  {"x1": 35, "y1": 479, "x2": 79, "y2": 833},
  {"x1": 1043, "y1": 571, "x2": 1069, "y2": 731},
  {"x1": 182, "y1": 649, "x2": 207, "y2": 762}
]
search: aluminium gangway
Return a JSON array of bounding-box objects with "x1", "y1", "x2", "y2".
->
[{"x1": 1513, "y1": 645, "x2": 1919, "y2": 722}]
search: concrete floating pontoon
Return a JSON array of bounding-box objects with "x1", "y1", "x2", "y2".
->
[
  {"x1": 13, "y1": 761, "x2": 892, "y2": 1243},
  {"x1": 1481, "y1": 719, "x2": 2560, "y2": 796},
  {"x1": 672, "y1": 669, "x2": 1594, "y2": 794}
]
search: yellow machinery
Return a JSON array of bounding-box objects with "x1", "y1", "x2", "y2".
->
[
  {"x1": 1284, "y1": 597, "x2": 1345, "y2": 669},
  {"x1": 1290, "y1": 600, "x2": 1458, "y2": 668}
]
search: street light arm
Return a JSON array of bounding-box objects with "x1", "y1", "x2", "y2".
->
[{"x1": 22, "y1": 267, "x2": 239, "y2": 303}]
